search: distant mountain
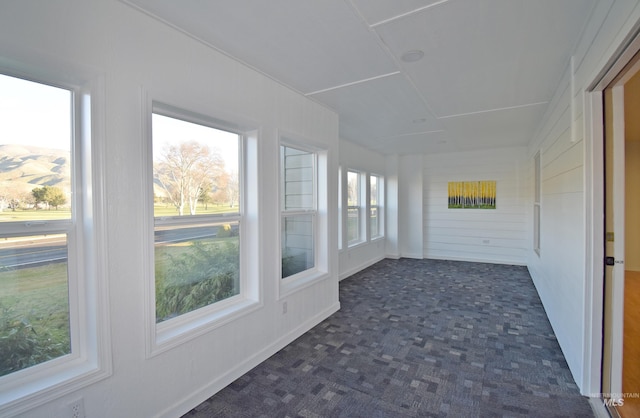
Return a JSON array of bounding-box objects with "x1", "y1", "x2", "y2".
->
[{"x1": 0, "y1": 144, "x2": 71, "y2": 200}]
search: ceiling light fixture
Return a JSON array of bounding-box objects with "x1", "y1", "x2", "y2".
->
[{"x1": 401, "y1": 50, "x2": 424, "y2": 63}]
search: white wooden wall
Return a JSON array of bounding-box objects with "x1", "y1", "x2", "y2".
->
[
  {"x1": 423, "y1": 148, "x2": 528, "y2": 265},
  {"x1": 527, "y1": 0, "x2": 640, "y2": 394}
]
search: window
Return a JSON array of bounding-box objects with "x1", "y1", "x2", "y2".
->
[
  {"x1": 370, "y1": 174, "x2": 383, "y2": 239},
  {"x1": 347, "y1": 170, "x2": 363, "y2": 245},
  {"x1": 151, "y1": 110, "x2": 242, "y2": 323},
  {"x1": 534, "y1": 152, "x2": 541, "y2": 255},
  {"x1": 0, "y1": 70, "x2": 109, "y2": 415},
  {"x1": 281, "y1": 145, "x2": 316, "y2": 279},
  {"x1": 0, "y1": 74, "x2": 74, "y2": 377}
]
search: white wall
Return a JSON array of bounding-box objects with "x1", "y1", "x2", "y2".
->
[
  {"x1": 0, "y1": 1, "x2": 339, "y2": 417},
  {"x1": 338, "y1": 139, "x2": 386, "y2": 279},
  {"x1": 385, "y1": 154, "x2": 400, "y2": 259},
  {"x1": 383, "y1": 153, "x2": 424, "y2": 261},
  {"x1": 423, "y1": 148, "x2": 528, "y2": 265},
  {"x1": 527, "y1": 0, "x2": 640, "y2": 395},
  {"x1": 399, "y1": 155, "x2": 425, "y2": 258}
]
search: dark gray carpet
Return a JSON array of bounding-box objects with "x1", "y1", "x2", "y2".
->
[{"x1": 183, "y1": 258, "x2": 594, "y2": 417}]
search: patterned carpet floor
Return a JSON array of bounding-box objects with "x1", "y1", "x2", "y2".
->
[{"x1": 183, "y1": 258, "x2": 594, "y2": 417}]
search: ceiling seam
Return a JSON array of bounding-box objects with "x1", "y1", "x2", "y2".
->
[
  {"x1": 305, "y1": 72, "x2": 401, "y2": 96},
  {"x1": 344, "y1": 0, "x2": 443, "y2": 121},
  {"x1": 438, "y1": 101, "x2": 550, "y2": 120},
  {"x1": 377, "y1": 130, "x2": 445, "y2": 140},
  {"x1": 369, "y1": 0, "x2": 451, "y2": 28}
]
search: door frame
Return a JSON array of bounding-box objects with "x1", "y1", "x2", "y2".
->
[
  {"x1": 604, "y1": 81, "x2": 626, "y2": 400},
  {"x1": 584, "y1": 22, "x2": 640, "y2": 398}
]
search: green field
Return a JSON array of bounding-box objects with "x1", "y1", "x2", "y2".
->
[
  {"x1": 153, "y1": 203, "x2": 237, "y2": 217},
  {"x1": 0, "y1": 205, "x2": 239, "y2": 376},
  {"x1": 0, "y1": 262, "x2": 70, "y2": 376},
  {"x1": 0, "y1": 204, "x2": 238, "y2": 222},
  {"x1": 155, "y1": 234, "x2": 239, "y2": 322},
  {"x1": 0, "y1": 209, "x2": 71, "y2": 222}
]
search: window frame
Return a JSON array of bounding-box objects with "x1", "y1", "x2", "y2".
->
[
  {"x1": 280, "y1": 142, "x2": 318, "y2": 281},
  {"x1": 144, "y1": 100, "x2": 260, "y2": 356},
  {"x1": 347, "y1": 170, "x2": 365, "y2": 247},
  {"x1": 0, "y1": 65, "x2": 111, "y2": 416},
  {"x1": 369, "y1": 173, "x2": 384, "y2": 240},
  {"x1": 279, "y1": 136, "x2": 329, "y2": 295}
]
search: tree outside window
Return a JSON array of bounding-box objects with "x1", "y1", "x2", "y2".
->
[{"x1": 152, "y1": 111, "x2": 241, "y2": 323}]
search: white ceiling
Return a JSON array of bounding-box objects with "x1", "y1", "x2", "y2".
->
[{"x1": 125, "y1": 0, "x2": 596, "y2": 155}]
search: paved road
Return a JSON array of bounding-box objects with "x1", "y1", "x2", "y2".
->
[
  {"x1": 0, "y1": 236, "x2": 67, "y2": 269},
  {"x1": 0, "y1": 224, "x2": 236, "y2": 269}
]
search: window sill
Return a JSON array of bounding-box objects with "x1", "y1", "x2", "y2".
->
[
  {"x1": 0, "y1": 353, "x2": 111, "y2": 416},
  {"x1": 149, "y1": 297, "x2": 262, "y2": 357},
  {"x1": 347, "y1": 240, "x2": 368, "y2": 249},
  {"x1": 280, "y1": 269, "x2": 330, "y2": 299}
]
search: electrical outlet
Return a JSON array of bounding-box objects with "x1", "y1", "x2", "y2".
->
[
  {"x1": 282, "y1": 301, "x2": 288, "y2": 314},
  {"x1": 66, "y1": 397, "x2": 85, "y2": 418}
]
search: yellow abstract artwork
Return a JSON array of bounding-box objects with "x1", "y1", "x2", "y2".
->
[{"x1": 448, "y1": 180, "x2": 496, "y2": 209}]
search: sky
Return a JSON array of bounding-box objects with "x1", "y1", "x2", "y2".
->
[
  {"x1": 0, "y1": 73, "x2": 239, "y2": 173},
  {"x1": 0, "y1": 73, "x2": 71, "y2": 151},
  {"x1": 152, "y1": 113, "x2": 239, "y2": 174}
]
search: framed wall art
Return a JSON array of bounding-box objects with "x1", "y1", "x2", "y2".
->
[{"x1": 448, "y1": 180, "x2": 496, "y2": 209}]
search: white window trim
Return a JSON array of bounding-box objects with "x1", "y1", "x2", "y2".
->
[
  {"x1": 143, "y1": 98, "x2": 261, "y2": 357},
  {"x1": 370, "y1": 173, "x2": 385, "y2": 241},
  {"x1": 347, "y1": 170, "x2": 365, "y2": 247},
  {"x1": 0, "y1": 62, "x2": 111, "y2": 416},
  {"x1": 279, "y1": 135, "x2": 330, "y2": 297}
]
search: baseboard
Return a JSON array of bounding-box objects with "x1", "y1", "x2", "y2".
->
[
  {"x1": 158, "y1": 301, "x2": 341, "y2": 418},
  {"x1": 424, "y1": 254, "x2": 526, "y2": 266},
  {"x1": 339, "y1": 255, "x2": 385, "y2": 281},
  {"x1": 589, "y1": 397, "x2": 616, "y2": 418},
  {"x1": 400, "y1": 253, "x2": 423, "y2": 259}
]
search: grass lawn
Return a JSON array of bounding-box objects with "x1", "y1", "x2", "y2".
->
[
  {"x1": 154, "y1": 236, "x2": 239, "y2": 322},
  {"x1": 0, "y1": 219, "x2": 238, "y2": 374},
  {"x1": 0, "y1": 208, "x2": 71, "y2": 222},
  {"x1": 0, "y1": 203, "x2": 238, "y2": 222},
  {"x1": 154, "y1": 236, "x2": 236, "y2": 280},
  {"x1": 154, "y1": 203, "x2": 237, "y2": 217},
  {"x1": 0, "y1": 262, "x2": 70, "y2": 375}
]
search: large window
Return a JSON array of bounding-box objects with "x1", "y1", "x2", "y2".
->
[
  {"x1": 341, "y1": 170, "x2": 383, "y2": 247},
  {"x1": 370, "y1": 174, "x2": 383, "y2": 239},
  {"x1": 0, "y1": 74, "x2": 73, "y2": 377},
  {"x1": 151, "y1": 110, "x2": 241, "y2": 323},
  {"x1": 347, "y1": 170, "x2": 362, "y2": 245},
  {"x1": 281, "y1": 145, "x2": 316, "y2": 279},
  {"x1": 0, "y1": 70, "x2": 108, "y2": 415}
]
